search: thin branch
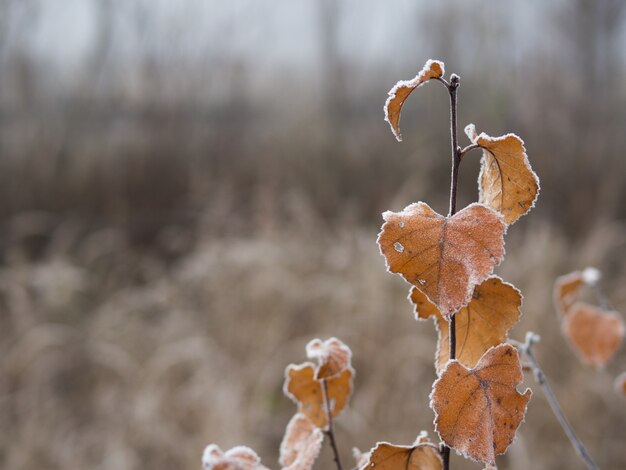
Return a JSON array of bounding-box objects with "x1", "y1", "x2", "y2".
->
[
  {"x1": 459, "y1": 143, "x2": 481, "y2": 159},
  {"x1": 441, "y1": 72, "x2": 461, "y2": 470},
  {"x1": 515, "y1": 332, "x2": 600, "y2": 470},
  {"x1": 322, "y1": 378, "x2": 343, "y2": 470},
  {"x1": 447, "y1": 74, "x2": 461, "y2": 218}
]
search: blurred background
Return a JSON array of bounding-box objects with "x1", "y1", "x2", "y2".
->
[{"x1": 1, "y1": 0, "x2": 625, "y2": 468}]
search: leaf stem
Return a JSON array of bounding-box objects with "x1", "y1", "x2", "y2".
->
[
  {"x1": 441, "y1": 73, "x2": 461, "y2": 470},
  {"x1": 515, "y1": 333, "x2": 600, "y2": 470},
  {"x1": 322, "y1": 378, "x2": 344, "y2": 470}
]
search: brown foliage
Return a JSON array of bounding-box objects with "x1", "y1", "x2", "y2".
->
[
  {"x1": 384, "y1": 60, "x2": 445, "y2": 141},
  {"x1": 279, "y1": 413, "x2": 323, "y2": 470},
  {"x1": 430, "y1": 344, "x2": 531, "y2": 467},
  {"x1": 283, "y1": 363, "x2": 353, "y2": 429},
  {"x1": 562, "y1": 302, "x2": 625, "y2": 368},
  {"x1": 363, "y1": 438, "x2": 442, "y2": 470},
  {"x1": 411, "y1": 276, "x2": 522, "y2": 372},
  {"x1": 553, "y1": 271, "x2": 585, "y2": 317},
  {"x1": 306, "y1": 337, "x2": 352, "y2": 379},
  {"x1": 465, "y1": 124, "x2": 539, "y2": 225},
  {"x1": 378, "y1": 202, "x2": 506, "y2": 317}
]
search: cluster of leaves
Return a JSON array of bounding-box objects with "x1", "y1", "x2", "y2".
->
[
  {"x1": 553, "y1": 267, "x2": 625, "y2": 387},
  {"x1": 202, "y1": 338, "x2": 354, "y2": 470},
  {"x1": 204, "y1": 59, "x2": 622, "y2": 470},
  {"x1": 376, "y1": 58, "x2": 539, "y2": 468}
]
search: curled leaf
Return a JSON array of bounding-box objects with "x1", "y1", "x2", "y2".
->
[
  {"x1": 562, "y1": 302, "x2": 624, "y2": 368},
  {"x1": 283, "y1": 362, "x2": 353, "y2": 428},
  {"x1": 430, "y1": 344, "x2": 531, "y2": 467},
  {"x1": 465, "y1": 124, "x2": 539, "y2": 225},
  {"x1": 553, "y1": 271, "x2": 585, "y2": 317},
  {"x1": 384, "y1": 59, "x2": 445, "y2": 141},
  {"x1": 411, "y1": 276, "x2": 522, "y2": 372},
  {"x1": 378, "y1": 202, "x2": 506, "y2": 317},
  {"x1": 306, "y1": 337, "x2": 352, "y2": 379},
  {"x1": 279, "y1": 413, "x2": 324, "y2": 470},
  {"x1": 364, "y1": 437, "x2": 443, "y2": 470},
  {"x1": 202, "y1": 445, "x2": 270, "y2": 470}
]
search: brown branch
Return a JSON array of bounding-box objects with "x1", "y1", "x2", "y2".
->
[
  {"x1": 441, "y1": 72, "x2": 461, "y2": 470},
  {"x1": 514, "y1": 333, "x2": 600, "y2": 470},
  {"x1": 322, "y1": 378, "x2": 343, "y2": 470}
]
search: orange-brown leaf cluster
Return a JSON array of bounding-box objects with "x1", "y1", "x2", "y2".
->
[
  {"x1": 553, "y1": 269, "x2": 624, "y2": 367},
  {"x1": 384, "y1": 59, "x2": 444, "y2": 141},
  {"x1": 284, "y1": 337, "x2": 354, "y2": 430},
  {"x1": 411, "y1": 276, "x2": 522, "y2": 372},
  {"x1": 430, "y1": 344, "x2": 531, "y2": 467},
  {"x1": 378, "y1": 202, "x2": 506, "y2": 318}
]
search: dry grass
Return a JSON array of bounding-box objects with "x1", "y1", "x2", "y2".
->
[{"x1": 1, "y1": 216, "x2": 625, "y2": 470}]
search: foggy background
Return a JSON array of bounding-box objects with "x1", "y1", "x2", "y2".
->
[{"x1": 1, "y1": 0, "x2": 626, "y2": 469}]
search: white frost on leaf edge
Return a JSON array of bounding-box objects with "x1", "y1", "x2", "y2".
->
[
  {"x1": 377, "y1": 201, "x2": 507, "y2": 319},
  {"x1": 384, "y1": 59, "x2": 445, "y2": 142},
  {"x1": 464, "y1": 123, "x2": 541, "y2": 226},
  {"x1": 429, "y1": 345, "x2": 532, "y2": 468}
]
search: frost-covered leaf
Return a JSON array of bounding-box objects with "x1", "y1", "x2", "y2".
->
[
  {"x1": 306, "y1": 337, "x2": 352, "y2": 379},
  {"x1": 279, "y1": 413, "x2": 324, "y2": 470},
  {"x1": 553, "y1": 271, "x2": 585, "y2": 317},
  {"x1": 364, "y1": 436, "x2": 442, "y2": 470},
  {"x1": 411, "y1": 276, "x2": 522, "y2": 372},
  {"x1": 384, "y1": 59, "x2": 445, "y2": 141},
  {"x1": 283, "y1": 362, "x2": 353, "y2": 429},
  {"x1": 202, "y1": 444, "x2": 270, "y2": 470},
  {"x1": 562, "y1": 302, "x2": 624, "y2": 368},
  {"x1": 378, "y1": 202, "x2": 506, "y2": 318},
  {"x1": 553, "y1": 267, "x2": 603, "y2": 317},
  {"x1": 465, "y1": 124, "x2": 539, "y2": 225},
  {"x1": 614, "y1": 372, "x2": 626, "y2": 397},
  {"x1": 430, "y1": 344, "x2": 531, "y2": 467}
]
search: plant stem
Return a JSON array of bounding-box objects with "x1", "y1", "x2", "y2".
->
[
  {"x1": 515, "y1": 333, "x2": 600, "y2": 470},
  {"x1": 322, "y1": 378, "x2": 343, "y2": 470},
  {"x1": 447, "y1": 74, "x2": 461, "y2": 218},
  {"x1": 441, "y1": 73, "x2": 461, "y2": 470}
]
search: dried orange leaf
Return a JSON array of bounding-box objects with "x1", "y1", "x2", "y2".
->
[
  {"x1": 465, "y1": 124, "x2": 539, "y2": 225},
  {"x1": 283, "y1": 362, "x2": 353, "y2": 428},
  {"x1": 614, "y1": 372, "x2": 626, "y2": 397},
  {"x1": 378, "y1": 202, "x2": 506, "y2": 317},
  {"x1": 364, "y1": 438, "x2": 443, "y2": 470},
  {"x1": 430, "y1": 344, "x2": 531, "y2": 467},
  {"x1": 384, "y1": 59, "x2": 445, "y2": 141},
  {"x1": 202, "y1": 444, "x2": 270, "y2": 470},
  {"x1": 279, "y1": 413, "x2": 324, "y2": 470},
  {"x1": 553, "y1": 271, "x2": 585, "y2": 316},
  {"x1": 306, "y1": 337, "x2": 352, "y2": 379},
  {"x1": 562, "y1": 302, "x2": 625, "y2": 368},
  {"x1": 412, "y1": 276, "x2": 522, "y2": 372}
]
